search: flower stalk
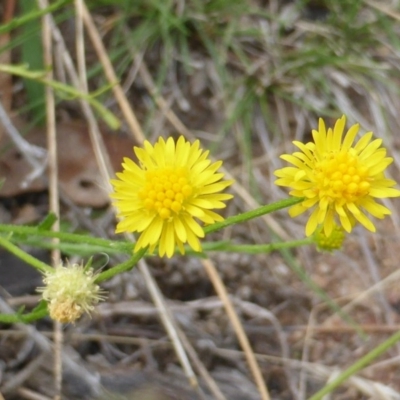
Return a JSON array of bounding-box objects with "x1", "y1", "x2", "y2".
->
[{"x1": 0, "y1": 235, "x2": 53, "y2": 274}]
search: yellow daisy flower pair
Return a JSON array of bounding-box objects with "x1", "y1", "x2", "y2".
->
[{"x1": 111, "y1": 117, "x2": 400, "y2": 257}]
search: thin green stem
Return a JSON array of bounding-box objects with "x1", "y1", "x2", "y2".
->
[
  {"x1": 0, "y1": 224, "x2": 119, "y2": 248},
  {"x1": 0, "y1": 197, "x2": 303, "y2": 259},
  {"x1": 95, "y1": 248, "x2": 147, "y2": 283},
  {"x1": 0, "y1": 309, "x2": 48, "y2": 324},
  {"x1": 0, "y1": 235, "x2": 53, "y2": 274},
  {"x1": 204, "y1": 197, "x2": 304, "y2": 234},
  {"x1": 201, "y1": 238, "x2": 313, "y2": 253},
  {"x1": 5, "y1": 234, "x2": 313, "y2": 258},
  {"x1": 0, "y1": 64, "x2": 119, "y2": 129},
  {"x1": 0, "y1": 301, "x2": 48, "y2": 324},
  {"x1": 309, "y1": 330, "x2": 400, "y2": 400},
  {"x1": 0, "y1": 0, "x2": 70, "y2": 35}
]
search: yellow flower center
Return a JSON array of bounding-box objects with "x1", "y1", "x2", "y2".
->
[
  {"x1": 314, "y1": 151, "x2": 370, "y2": 203},
  {"x1": 138, "y1": 167, "x2": 193, "y2": 219}
]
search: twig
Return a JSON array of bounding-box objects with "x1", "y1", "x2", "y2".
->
[
  {"x1": 79, "y1": 1, "x2": 145, "y2": 143},
  {"x1": 37, "y1": 1, "x2": 63, "y2": 398},
  {"x1": 0, "y1": 99, "x2": 47, "y2": 187},
  {"x1": 175, "y1": 327, "x2": 227, "y2": 400},
  {"x1": 16, "y1": 387, "x2": 52, "y2": 400},
  {"x1": 364, "y1": 0, "x2": 400, "y2": 21},
  {"x1": 138, "y1": 260, "x2": 200, "y2": 390},
  {"x1": 36, "y1": 2, "x2": 114, "y2": 186},
  {"x1": 201, "y1": 259, "x2": 271, "y2": 400},
  {"x1": 75, "y1": 0, "x2": 87, "y2": 93},
  {"x1": 137, "y1": 58, "x2": 193, "y2": 138}
]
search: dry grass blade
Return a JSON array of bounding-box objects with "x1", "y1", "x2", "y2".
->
[
  {"x1": 365, "y1": 0, "x2": 400, "y2": 20},
  {"x1": 215, "y1": 346, "x2": 400, "y2": 400},
  {"x1": 137, "y1": 58, "x2": 192, "y2": 138},
  {"x1": 79, "y1": 1, "x2": 144, "y2": 143},
  {"x1": 137, "y1": 260, "x2": 201, "y2": 392},
  {"x1": 202, "y1": 259, "x2": 270, "y2": 400},
  {"x1": 37, "y1": 0, "x2": 62, "y2": 398},
  {"x1": 16, "y1": 387, "x2": 52, "y2": 400},
  {"x1": 174, "y1": 325, "x2": 227, "y2": 400}
]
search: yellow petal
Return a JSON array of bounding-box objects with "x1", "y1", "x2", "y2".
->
[
  {"x1": 183, "y1": 214, "x2": 205, "y2": 238},
  {"x1": 339, "y1": 212, "x2": 352, "y2": 232},
  {"x1": 353, "y1": 210, "x2": 376, "y2": 232},
  {"x1": 306, "y1": 208, "x2": 320, "y2": 236},
  {"x1": 173, "y1": 217, "x2": 187, "y2": 242},
  {"x1": 342, "y1": 122, "x2": 359, "y2": 151},
  {"x1": 354, "y1": 131, "x2": 373, "y2": 153},
  {"x1": 332, "y1": 116, "x2": 346, "y2": 150}
]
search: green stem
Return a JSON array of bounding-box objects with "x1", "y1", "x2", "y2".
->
[
  {"x1": 5, "y1": 234, "x2": 312, "y2": 257},
  {"x1": 0, "y1": 235, "x2": 53, "y2": 274},
  {"x1": 0, "y1": 301, "x2": 49, "y2": 324},
  {"x1": 0, "y1": 64, "x2": 119, "y2": 129},
  {"x1": 204, "y1": 197, "x2": 303, "y2": 234},
  {"x1": 309, "y1": 330, "x2": 400, "y2": 400},
  {"x1": 0, "y1": 0, "x2": 70, "y2": 35},
  {"x1": 0, "y1": 197, "x2": 303, "y2": 243},
  {"x1": 0, "y1": 224, "x2": 118, "y2": 248},
  {"x1": 95, "y1": 248, "x2": 147, "y2": 283},
  {"x1": 0, "y1": 309, "x2": 48, "y2": 324},
  {"x1": 202, "y1": 238, "x2": 313, "y2": 253}
]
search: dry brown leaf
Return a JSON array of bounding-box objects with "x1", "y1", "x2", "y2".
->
[{"x1": 0, "y1": 119, "x2": 135, "y2": 207}]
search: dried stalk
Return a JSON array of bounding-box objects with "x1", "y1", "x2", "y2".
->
[
  {"x1": 79, "y1": 1, "x2": 145, "y2": 143},
  {"x1": 202, "y1": 259, "x2": 271, "y2": 400},
  {"x1": 37, "y1": 1, "x2": 62, "y2": 398}
]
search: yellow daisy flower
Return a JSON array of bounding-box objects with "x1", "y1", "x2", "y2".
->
[
  {"x1": 111, "y1": 136, "x2": 233, "y2": 257},
  {"x1": 274, "y1": 115, "x2": 400, "y2": 236}
]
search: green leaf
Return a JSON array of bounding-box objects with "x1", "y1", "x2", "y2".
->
[
  {"x1": 0, "y1": 300, "x2": 48, "y2": 324},
  {"x1": 0, "y1": 0, "x2": 71, "y2": 35},
  {"x1": 38, "y1": 213, "x2": 58, "y2": 231},
  {"x1": 20, "y1": 300, "x2": 48, "y2": 323},
  {"x1": 19, "y1": 0, "x2": 45, "y2": 123}
]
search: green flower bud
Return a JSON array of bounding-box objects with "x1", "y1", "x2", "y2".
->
[{"x1": 313, "y1": 224, "x2": 346, "y2": 252}]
